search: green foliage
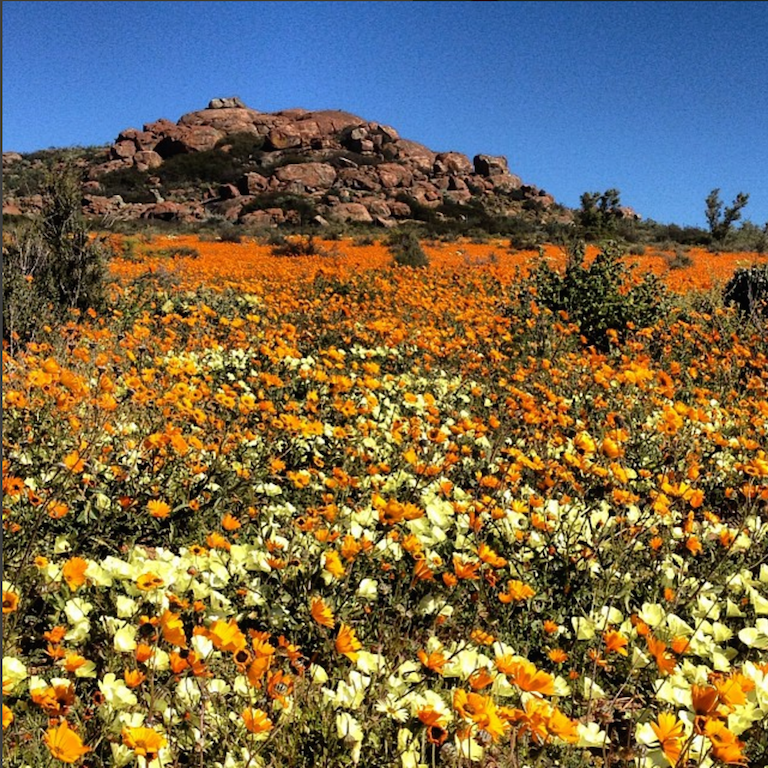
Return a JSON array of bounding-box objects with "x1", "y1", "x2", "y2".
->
[
  {"x1": 240, "y1": 192, "x2": 319, "y2": 227},
  {"x1": 215, "y1": 131, "x2": 266, "y2": 163},
  {"x1": 705, "y1": 188, "x2": 750, "y2": 243},
  {"x1": 511, "y1": 240, "x2": 667, "y2": 350},
  {"x1": 723, "y1": 263, "x2": 768, "y2": 321},
  {"x1": 270, "y1": 234, "x2": 324, "y2": 257},
  {"x1": 664, "y1": 247, "x2": 693, "y2": 270},
  {"x1": 96, "y1": 166, "x2": 154, "y2": 203},
  {"x1": 576, "y1": 188, "x2": 623, "y2": 237},
  {"x1": 387, "y1": 229, "x2": 430, "y2": 267},
  {"x1": 158, "y1": 148, "x2": 240, "y2": 186},
  {"x1": 3, "y1": 164, "x2": 109, "y2": 349}
]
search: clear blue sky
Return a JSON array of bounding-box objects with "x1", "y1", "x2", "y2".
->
[{"x1": 3, "y1": 1, "x2": 767, "y2": 227}]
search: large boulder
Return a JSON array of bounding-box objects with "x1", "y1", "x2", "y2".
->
[
  {"x1": 274, "y1": 162, "x2": 337, "y2": 189},
  {"x1": 473, "y1": 154, "x2": 510, "y2": 177},
  {"x1": 434, "y1": 152, "x2": 473, "y2": 175},
  {"x1": 328, "y1": 202, "x2": 373, "y2": 223}
]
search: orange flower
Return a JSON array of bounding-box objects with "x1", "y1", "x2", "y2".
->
[
  {"x1": 335, "y1": 623, "x2": 362, "y2": 661},
  {"x1": 690, "y1": 684, "x2": 719, "y2": 715},
  {"x1": 418, "y1": 649, "x2": 447, "y2": 675},
  {"x1": 32, "y1": 681, "x2": 75, "y2": 717},
  {"x1": 135, "y1": 643, "x2": 153, "y2": 663},
  {"x1": 603, "y1": 629, "x2": 629, "y2": 656},
  {"x1": 542, "y1": 620, "x2": 560, "y2": 635},
  {"x1": 122, "y1": 726, "x2": 167, "y2": 760},
  {"x1": 453, "y1": 689, "x2": 508, "y2": 741},
  {"x1": 2, "y1": 589, "x2": 19, "y2": 614},
  {"x1": 468, "y1": 667, "x2": 495, "y2": 690},
  {"x1": 221, "y1": 513, "x2": 241, "y2": 531},
  {"x1": 62, "y1": 451, "x2": 86, "y2": 473},
  {"x1": 206, "y1": 532, "x2": 231, "y2": 550},
  {"x1": 136, "y1": 572, "x2": 164, "y2": 591},
  {"x1": 160, "y1": 610, "x2": 187, "y2": 647},
  {"x1": 62, "y1": 557, "x2": 88, "y2": 590},
  {"x1": 44, "y1": 720, "x2": 92, "y2": 763},
  {"x1": 649, "y1": 712, "x2": 686, "y2": 765},
  {"x1": 208, "y1": 619, "x2": 247, "y2": 653},
  {"x1": 242, "y1": 707, "x2": 273, "y2": 734},
  {"x1": 124, "y1": 669, "x2": 146, "y2": 688},
  {"x1": 703, "y1": 720, "x2": 747, "y2": 765},
  {"x1": 546, "y1": 706, "x2": 579, "y2": 743},
  {"x1": 470, "y1": 628, "x2": 495, "y2": 646},
  {"x1": 310, "y1": 596, "x2": 335, "y2": 628},
  {"x1": 452, "y1": 555, "x2": 480, "y2": 580},
  {"x1": 61, "y1": 652, "x2": 88, "y2": 673},
  {"x1": 2, "y1": 703, "x2": 13, "y2": 730},
  {"x1": 499, "y1": 579, "x2": 535, "y2": 603},
  {"x1": 646, "y1": 635, "x2": 676, "y2": 675},
  {"x1": 266, "y1": 669, "x2": 294, "y2": 703},
  {"x1": 548, "y1": 648, "x2": 568, "y2": 664},
  {"x1": 477, "y1": 543, "x2": 508, "y2": 568},
  {"x1": 323, "y1": 550, "x2": 346, "y2": 578},
  {"x1": 147, "y1": 499, "x2": 171, "y2": 519},
  {"x1": 503, "y1": 658, "x2": 555, "y2": 696}
]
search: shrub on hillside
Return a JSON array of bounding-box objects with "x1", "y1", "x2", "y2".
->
[
  {"x1": 508, "y1": 240, "x2": 667, "y2": 351},
  {"x1": 3, "y1": 164, "x2": 109, "y2": 349},
  {"x1": 723, "y1": 264, "x2": 768, "y2": 322},
  {"x1": 387, "y1": 229, "x2": 430, "y2": 267}
]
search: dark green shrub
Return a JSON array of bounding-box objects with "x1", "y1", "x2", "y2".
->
[
  {"x1": 154, "y1": 245, "x2": 201, "y2": 259},
  {"x1": 97, "y1": 166, "x2": 154, "y2": 203},
  {"x1": 158, "y1": 149, "x2": 239, "y2": 186},
  {"x1": 664, "y1": 248, "x2": 693, "y2": 269},
  {"x1": 240, "y1": 193, "x2": 318, "y2": 227},
  {"x1": 270, "y1": 234, "x2": 324, "y2": 257},
  {"x1": 387, "y1": 229, "x2": 430, "y2": 268},
  {"x1": 510, "y1": 240, "x2": 667, "y2": 351},
  {"x1": 3, "y1": 165, "x2": 109, "y2": 349},
  {"x1": 723, "y1": 264, "x2": 768, "y2": 321}
]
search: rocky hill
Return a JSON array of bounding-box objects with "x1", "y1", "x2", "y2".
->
[{"x1": 3, "y1": 96, "x2": 584, "y2": 230}]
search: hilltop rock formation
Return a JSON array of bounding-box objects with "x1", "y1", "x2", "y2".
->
[{"x1": 4, "y1": 97, "x2": 569, "y2": 228}]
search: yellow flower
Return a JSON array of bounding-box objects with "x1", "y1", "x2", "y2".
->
[{"x1": 121, "y1": 726, "x2": 167, "y2": 760}]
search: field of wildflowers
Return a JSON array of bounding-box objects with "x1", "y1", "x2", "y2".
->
[{"x1": 3, "y1": 235, "x2": 768, "y2": 768}]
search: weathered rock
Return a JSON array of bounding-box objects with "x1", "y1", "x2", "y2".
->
[
  {"x1": 111, "y1": 140, "x2": 137, "y2": 160},
  {"x1": 266, "y1": 126, "x2": 303, "y2": 150},
  {"x1": 218, "y1": 183, "x2": 241, "y2": 200},
  {"x1": 239, "y1": 172, "x2": 269, "y2": 195},
  {"x1": 133, "y1": 151, "x2": 163, "y2": 171},
  {"x1": 473, "y1": 154, "x2": 509, "y2": 177},
  {"x1": 240, "y1": 209, "x2": 279, "y2": 228},
  {"x1": 2, "y1": 152, "x2": 23, "y2": 165},
  {"x1": 208, "y1": 96, "x2": 248, "y2": 110},
  {"x1": 329, "y1": 202, "x2": 373, "y2": 223},
  {"x1": 364, "y1": 198, "x2": 391, "y2": 218},
  {"x1": 140, "y1": 201, "x2": 203, "y2": 222},
  {"x1": 434, "y1": 152, "x2": 473, "y2": 175},
  {"x1": 337, "y1": 167, "x2": 381, "y2": 192},
  {"x1": 274, "y1": 162, "x2": 336, "y2": 189},
  {"x1": 394, "y1": 139, "x2": 436, "y2": 173},
  {"x1": 377, "y1": 163, "x2": 413, "y2": 189}
]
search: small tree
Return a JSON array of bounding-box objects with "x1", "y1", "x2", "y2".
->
[
  {"x1": 705, "y1": 188, "x2": 750, "y2": 243},
  {"x1": 576, "y1": 188, "x2": 623, "y2": 238}
]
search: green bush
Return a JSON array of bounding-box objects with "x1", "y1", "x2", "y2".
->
[
  {"x1": 3, "y1": 165, "x2": 109, "y2": 349},
  {"x1": 387, "y1": 229, "x2": 430, "y2": 267},
  {"x1": 510, "y1": 240, "x2": 667, "y2": 351},
  {"x1": 723, "y1": 264, "x2": 768, "y2": 321}
]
